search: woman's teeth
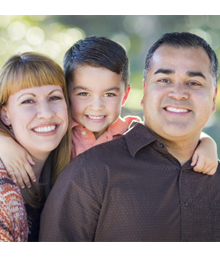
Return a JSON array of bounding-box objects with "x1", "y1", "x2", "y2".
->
[{"x1": 33, "y1": 125, "x2": 56, "y2": 132}]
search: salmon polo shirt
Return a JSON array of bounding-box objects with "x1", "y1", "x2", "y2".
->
[{"x1": 71, "y1": 116, "x2": 141, "y2": 159}]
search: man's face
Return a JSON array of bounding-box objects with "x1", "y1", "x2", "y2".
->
[{"x1": 141, "y1": 45, "x2": 218, "y2": 143}]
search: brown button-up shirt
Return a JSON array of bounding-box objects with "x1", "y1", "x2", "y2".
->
[{"x1": 39, "y1": 123, "x2": 220, "y2": 242}]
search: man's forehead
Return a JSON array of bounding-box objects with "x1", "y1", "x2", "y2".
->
[{"x1": 150, "y1": 45, "x2": 211, "y2": 72}]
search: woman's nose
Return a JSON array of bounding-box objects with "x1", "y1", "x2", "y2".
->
[{"x1": 37, "y1": 100, "x2": 55, "y2": 119}]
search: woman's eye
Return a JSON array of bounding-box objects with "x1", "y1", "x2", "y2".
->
[
  {"x1": 49, "y1": 96, "x2": 62, "y2": 101},
  {"x1": 21, "y1": 99, "x2": 34, "y2": 104}
]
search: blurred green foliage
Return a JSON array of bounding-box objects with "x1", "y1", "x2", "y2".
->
[{"x1": 0, "y1": 15, "x2": 219, "y2": 157}]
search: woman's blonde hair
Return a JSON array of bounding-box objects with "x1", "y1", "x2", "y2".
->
[{"x1": 0, "y1": 52, "x2": 72, "y2": 208}]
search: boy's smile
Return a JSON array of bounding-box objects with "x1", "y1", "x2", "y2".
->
[
  {"x1": 86, "y1": 115, "x2": 107, "y2": 123},
  {"x1": 68, "y1": 65, "x2": 130, "y2": 139}
]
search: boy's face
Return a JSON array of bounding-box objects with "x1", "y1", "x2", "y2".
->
[{"x1": 68, "y1": 66, "x2": 130, "y2": 139}]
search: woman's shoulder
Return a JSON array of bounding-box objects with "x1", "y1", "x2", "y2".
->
[
  {"x1": 0, "y1": 159, "x2": 28, "y2": 241},
  {"x1": 0, "y1": 159, "x2": 14, "y2": 190},
  {"x1": 0, "y1": 158, "x2": 23, "y2": 205}
]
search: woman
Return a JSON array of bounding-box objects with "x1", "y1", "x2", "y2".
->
[{"x1": 0, "y1": 52, "x2": 72, "y2": 241}]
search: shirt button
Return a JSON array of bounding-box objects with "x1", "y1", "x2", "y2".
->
[
  {"x1": 160, "y1": 143, "x2": 164, "y2": 148},
  {"x1": 81, "y1": 131, "x2": 86, "y2": 136},
  {"x1": 184, "y1": 202, "x2": 189, "y2": 207}
]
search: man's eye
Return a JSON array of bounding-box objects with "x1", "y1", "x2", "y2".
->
[
  {"x1": 187, "y1": 81, "x2": 202, "y2": 86},
  {"x1": 158, "y1": 78, "x2": 171, "y2": 83}
]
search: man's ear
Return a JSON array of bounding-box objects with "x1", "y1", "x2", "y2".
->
[
  {"x1": 122, "y1": 84, "x2": 131, "y2": 106},
  {"x1": 0, "y1": 106, "x2": 11, "y2": 126},
  {"x1": 140, "y1": 80, "x2": 146, "y2": 107},
  {"x1": 212, "y1": 87, "x2": 218, "y2": 113}
]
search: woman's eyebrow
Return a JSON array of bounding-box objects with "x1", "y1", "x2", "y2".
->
[{"x1": 17, "y1": 93, "x2": 35, "y2": 100}]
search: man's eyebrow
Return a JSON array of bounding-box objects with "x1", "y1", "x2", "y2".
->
[
  {"x1": 187, "y1": 71, "x2": 206, "y2": 79},
  {"x1": 154, "y1": 68, "x2": 175, "y2": 75}
]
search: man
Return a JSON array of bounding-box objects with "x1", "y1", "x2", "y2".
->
[{"x1": 39, "y1": 32, "x2": 220, "y2": 242}]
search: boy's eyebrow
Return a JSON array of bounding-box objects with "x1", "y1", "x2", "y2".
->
[
  {"x1": 72, "y1": 86, "x2": 88, "y2": 91},
  {"x1": 72, "y1": 86, "x2": 121, "y2": 91},
  {"x1": 105, "y1": 87, "x2": 121, "y2": 91}
]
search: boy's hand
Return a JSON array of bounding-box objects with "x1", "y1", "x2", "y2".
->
[
  {"x1": 191, "y1": 152, "x2": 218, "y2": 176},
  {"x1": 6, "y1": 153, "x2": 36, "y2": 188},
  {"x1": 191, "y1": 135, "x2": 218, "y2": 176},
  {"x1": 0, "y1": 135, "x2": 36, "y2": 188}
]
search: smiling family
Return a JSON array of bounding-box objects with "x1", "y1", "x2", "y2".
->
[{"x1": 0, "y1": 32, "x2": 219, "y2": 242}]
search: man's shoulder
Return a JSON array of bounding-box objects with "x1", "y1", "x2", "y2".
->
[{"x1": 216, "y1": 160, "x2": 220, "y2": 174}]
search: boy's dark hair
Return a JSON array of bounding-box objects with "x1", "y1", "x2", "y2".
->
[
  {"x1": 144, "y1": 32, "x2": 219, "y2": 87},
  {"x1": 63, "y1": 36, "x2": 129, "y2": 88}
]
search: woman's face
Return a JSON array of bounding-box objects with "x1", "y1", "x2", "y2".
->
[{"x1": 1, "y1": 85, "x2": 68, "y2": 160}]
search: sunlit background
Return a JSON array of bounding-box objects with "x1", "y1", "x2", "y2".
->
[{"x1": 0, "y1": 15, "x2": 219, "y2": 156}]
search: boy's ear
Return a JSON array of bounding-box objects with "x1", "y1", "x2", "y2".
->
[
  {"x1": 0, "y1": 106, "x2": 11, "y2": 126},
  {"x1": 122, "y1": 84, "x2": 131, "y2": 106}
]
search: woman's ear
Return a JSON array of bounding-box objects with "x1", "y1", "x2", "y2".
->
[{"x1": 0, "y1": 106, "x2": 11, "y2": 126}]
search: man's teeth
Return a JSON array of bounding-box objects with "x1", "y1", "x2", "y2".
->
[
  {"x1": 88, "y1": 115, "x2": 104, "y2": 119},
  {"x1": 33, "y1": 125, "x2": 56, "y2": 132},
  {"x1": 166, "y1": 107, "x2": 188, "y2": 113}
]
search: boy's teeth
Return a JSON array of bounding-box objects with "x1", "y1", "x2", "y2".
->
[
  {"x1": 88, "y1": 115, "x2": 104, "y2": 119},
  {"x1": 33, "y1": 125, "x2": 56, "y2": 132}
]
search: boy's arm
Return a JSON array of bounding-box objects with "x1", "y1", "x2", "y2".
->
[
  {"x1": 191, "y1": 132, "x2": 218, "y2": 175},
  {"x1": 0, "y1": 133, "x2": 36, "y2": 188}
]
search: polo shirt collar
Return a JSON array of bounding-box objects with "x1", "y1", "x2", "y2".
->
[
  {"x1": 124, "y1": 122, "x2": 194, "y2": 170},
  {"x1": 124, "y1": 122, "x2": 157, "y2": 157}
]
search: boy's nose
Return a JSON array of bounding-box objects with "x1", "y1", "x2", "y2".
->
[
  {"x1": 90, "y1": 97, "x2": 104, "y2": 110},
  {"x1": 37, "y1": 101, "x2": 55, "y2": 119}
]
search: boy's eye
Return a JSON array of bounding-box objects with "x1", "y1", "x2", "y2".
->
[
  {"x1": 78, "y1": 92, "x2": 89, "y2": 96},
  {"x1": 104, "y1": 92, "x2": 116, "y2": 97}
]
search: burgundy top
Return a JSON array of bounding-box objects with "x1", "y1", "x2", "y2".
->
[{"x1": 39, "y1": 122, "x2": 220, "y2": 242}]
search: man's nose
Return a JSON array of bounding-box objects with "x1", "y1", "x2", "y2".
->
[
  {"x1": 37, "y1": 100, "x2": 55, "y2": 119},
  {"x1": 168, "y1": 82, "x2": 189, "y2": 100}
]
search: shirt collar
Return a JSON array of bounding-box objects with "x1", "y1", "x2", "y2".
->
[
  {"x1": 71, "y1": 117, "x2": 131, "y2": 137},
  {"x1": 124, "y1": 122, "x2": 157, "y2": 157},
  {"x1": 124, "y1": 122, "x2": 195, "y2": 170}
]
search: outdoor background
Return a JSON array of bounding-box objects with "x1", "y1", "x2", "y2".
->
[{"x1": 0, "y1": 15, "x2": 219, "y2": 157}]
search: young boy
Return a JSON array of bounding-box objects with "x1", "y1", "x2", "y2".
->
[{"x1": 0, "y1": 36, "x2": 218, "y2": 188}]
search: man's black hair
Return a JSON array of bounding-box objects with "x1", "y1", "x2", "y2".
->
[
  {"x1": 144, "y1": 32, "x2": 219, "y2": 86},
  {"x1": 63, "y1": 36, "x2": 129, "y2": 88}
]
